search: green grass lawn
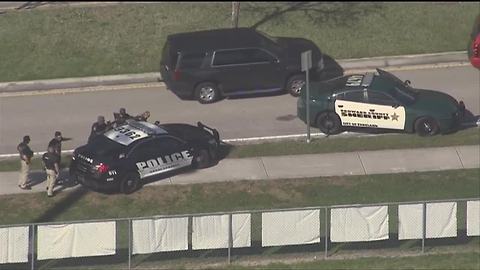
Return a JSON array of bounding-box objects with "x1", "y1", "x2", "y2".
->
[
  {"x1": 2, "y1": 169, "x2": 478, "y2": 270},
  {"x1": 0, "y1": 127, "x2": 478, "y2": 172},
  {"x1": 0, "y1": 2, "x2": 477, "y2": 82},
  {"x1": 228, "y1": 252, "x2": 480, "y2": 270},
  {"x1": 1, "y1": 169, "x2": 478, "y2": 225}
]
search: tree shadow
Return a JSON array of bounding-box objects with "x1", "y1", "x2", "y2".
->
[{"x1": 245, "y1": 2, "x2": 384, "y2": 29}]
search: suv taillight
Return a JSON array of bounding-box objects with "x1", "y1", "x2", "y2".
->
[
  {"x1": 173, "y1": 69, "x2": 181, "y2": 81},
  {"x1": 96, "y1": 163, "x2": 109, "y2": 174}
]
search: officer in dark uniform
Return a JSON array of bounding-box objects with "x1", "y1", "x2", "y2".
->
[
  {"x1": 48, "y1": 131, "x2": 63, "y2": 161},
  {"x1": 42, "y1": 145, "x2": 60, "y2": 197},
  {"x1": 17, "y1": 135, "x2": 34, "y2": 190},
  {"x1": 88, "y1": 116, "x2": 108, "y2": 143},
  {"x1": 113, "y1": 108, "x2": 132, "y2": 127},
  {"x1": 135, "y1": 111, "x2": 151, "y2": 122}
]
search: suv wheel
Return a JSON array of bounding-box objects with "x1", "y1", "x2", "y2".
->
[
  {"x1": 286, "y1": 74, "x2": 306, "y2": 97},
  {"x1": 195, "y1": 82, "x2": 219, "y2": 104},
  {"x1": 120, "y1": 172, "x2": 141, "y2": 194}
]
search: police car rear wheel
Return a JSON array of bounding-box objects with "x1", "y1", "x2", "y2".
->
[
  {"x1": 195, "y1": 82, "x2": 219, "y2": 104},
  {"x1": 120, "y1": 172, "x2": 140, "y2": 194},
  {"x1": 415, "y1": 117, "x2": 439, "y2": 136},
  {"x1": 286, "y1": 74, "x2": 306, "y2": 97},
  {"x1": 194, "y1": 149, "x2": 211, "y2": 169},
  {"x1": 316, "y1": 112, "x2": 342, "y2": 135}
]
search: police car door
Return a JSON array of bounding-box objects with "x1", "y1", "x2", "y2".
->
[
  {"x1": 133, "y1": 137, "x2": 193, "y2": 179},
  {"x1": 364, "y1": 91, "x2": 406, "y2": 130},
  {"x1": 334, "y1": 90, "x2": 375, "y2": 129}
]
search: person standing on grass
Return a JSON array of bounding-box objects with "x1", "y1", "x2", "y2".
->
[
  {"x1": 17, "y1": 135, "x2": 33, "y2": 190},
  {"x1": 42, "y1": 146, "x2": 60, "y2": 197}
]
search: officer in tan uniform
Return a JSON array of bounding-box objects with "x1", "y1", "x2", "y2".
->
[
  {"x1": 42, "y1": 145, "x2": 60, "y2": 197},
  {"x1": 17, "y1": 135, "x2": 33, "y2": 190}
]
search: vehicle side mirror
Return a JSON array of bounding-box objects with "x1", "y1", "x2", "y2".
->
[
  {"x1": 404, "y1": 80, "x2": 411, "y2": 86},
  {"x1": 271, "y1": 58, "x2": 279, "y2": 64}
]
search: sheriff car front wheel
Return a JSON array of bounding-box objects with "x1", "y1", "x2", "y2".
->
[{"x1": 414, "y1": 116, "x2": 439, "y2": 137}]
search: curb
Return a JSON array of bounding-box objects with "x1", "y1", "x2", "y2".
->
[{"x1": 0, "y1": 51, "x2": 469, "y2": 93}]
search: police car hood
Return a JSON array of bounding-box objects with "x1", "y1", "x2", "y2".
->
[
  {"x1": 411, "y1": 88, "x2": 460, "y2": 113},
  {"x1": 160, "y1": 124, "x2": 213, "y2": 143}
]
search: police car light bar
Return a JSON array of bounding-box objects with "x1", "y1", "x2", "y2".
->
[{"x1": 127, "y1": 120, "x2": 168, "y2": 135}]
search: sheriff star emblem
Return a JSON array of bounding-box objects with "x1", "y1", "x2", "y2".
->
[{"x1": 391, "y1": 112, "x2": 399, "y2": 121}]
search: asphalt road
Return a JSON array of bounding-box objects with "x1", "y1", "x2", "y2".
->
[{"x1": 0, "y1": 66, "x2": 479, "y2": 155}]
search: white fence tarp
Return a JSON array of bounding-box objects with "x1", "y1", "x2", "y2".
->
[
  {"x1": 398, "y1": 204, "x2": 423, "y2": 240},
  {"x1": 192, "y1": 214, "x2": 251, "y2": 250},
  {"x1": 0, "y1": 226, "x2": 29, "y2": 264},
  {"x1": 426, "y1": 202, "x2": 457, "y2": 239},
  {"x1": 331, "y1": 206, "x2": 389, "y2": 242},
  {"x1": 262, "y1": 209, "x2": 320, "y2": 247},
  {"x1": 467, "y1": 200, "x2": 480, "y2": 236},
  {"x1": 132, "y1": 217, "x2": 188, "y2": 254},
  {"x1": 37, "y1": 222, "x2": 116, "y2": 260}
]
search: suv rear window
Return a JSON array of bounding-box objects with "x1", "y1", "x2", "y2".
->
[
  {"x1": 212, "y1": 48, "x2": 274, "y2": 66},
  {"x1": 179, "y1": 52, "x2": 206, "y2": 69},
  {"x1": 161, "y1": 41, "x2": 179, "y2": 69}
]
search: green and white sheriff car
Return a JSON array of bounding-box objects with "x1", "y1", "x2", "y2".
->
[{"x1": 297, "y1": 69, "x2": 465, "y2": 136}]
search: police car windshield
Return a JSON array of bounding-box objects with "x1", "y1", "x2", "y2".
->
[
  {"x1": 89, "y1": 135, "x2": 127, "y2": 157},
  {"x1": 372, "y1": 74, "x2": 416, "y2": 105}
]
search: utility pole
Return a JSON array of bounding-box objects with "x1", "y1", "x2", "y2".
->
[{"x1": 232, "y1": 2, "x2": 240, "y2": 28}]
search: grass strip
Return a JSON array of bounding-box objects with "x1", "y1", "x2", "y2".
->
[
  {"x1": 0, "y1": 127, "x2": 478, "y2": 172},
  {"x1": 1, "y1": 169, "x2": 478, "y2": 225},
  {"x1": 0, "y1": 2, "x2": 477, "y2": 82},
  {"x1": 227, "y1": 252, "x2": 480, "y2": 270}
]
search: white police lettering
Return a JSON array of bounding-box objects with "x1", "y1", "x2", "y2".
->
[
  {"x1": 346, "y1": 75, "x2": 363, "y2": 87},
  {"x1": 104, "y1": 125, "x2": 149, "y2": 146},
  {"x1": 136, "y1": 150, "x2": 193, "y2": 178}
]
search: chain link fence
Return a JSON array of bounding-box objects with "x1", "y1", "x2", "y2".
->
[{"x1": 0, "y1": 197, "x2": 478, "y2": 270}]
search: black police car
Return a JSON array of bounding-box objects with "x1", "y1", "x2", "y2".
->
[
  {"x1": 70, "y1": 120, "x2": 220, "y2": 194},
  {"x1": 160, "y1": 27, "x2": 324, "y2": 104}
]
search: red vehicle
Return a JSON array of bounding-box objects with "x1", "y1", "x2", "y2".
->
[{"x1": 469, "y1": 15, "x2": 480, "y2": 69}]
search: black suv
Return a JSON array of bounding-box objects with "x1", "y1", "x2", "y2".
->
[{"x1": 160, "y1": 28, "x2": 324, "y2": 104}]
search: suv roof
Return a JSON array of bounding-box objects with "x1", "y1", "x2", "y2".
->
[{"x1": 167, "y1": 27, "x2": 268, "y2": 52}]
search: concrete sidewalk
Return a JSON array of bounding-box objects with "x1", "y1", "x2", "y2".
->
[{"x1": 1, "y1": 145, "x2": 478, "y2": 196}]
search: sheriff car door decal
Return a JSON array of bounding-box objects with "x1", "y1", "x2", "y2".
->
[
  {"x1": 136, "y1": 150, "x2": 193, "y2": 178},
  {"x1": 368, "y1": 103, "x2": 406, "y2": 130},
  {"x1": 334, "y1": 100, "x2": 405, "y2": 130}
]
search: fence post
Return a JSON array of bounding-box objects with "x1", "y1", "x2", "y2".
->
[
  {"x1": 324, "y1": 207, "x2": 329, "y2": 259},
  {"x1": 228, "y1": 214, "x2": 233, "y2": 264},
  {"x1": 422, "y1": 202, "x2": 426, "y2": 253},
  {"x1": 128, "y1": 219, "x2": 132, "y2": 270},
  {"x1": 31, "y1": 224, "x2": 35, "y2": 270}
]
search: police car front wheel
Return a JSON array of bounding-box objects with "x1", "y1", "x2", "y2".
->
[
  {"x1": 414, "y1": 116, "x2": 439, "y2": 137},
  {"x1": 120, "y1": 172, "x2": 141, "y2": 194},
  {"x1": 193, "y1": 149, "x2": 211, "y2": 169},
  {"x1": 316, "y1": 112, "x2": 342, "y2": 135}
]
